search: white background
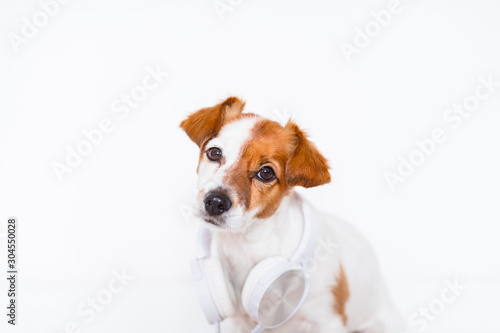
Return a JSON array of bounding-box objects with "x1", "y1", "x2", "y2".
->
[{"x1": 1, "y1": 0, "x2": 499, "y2": 332}]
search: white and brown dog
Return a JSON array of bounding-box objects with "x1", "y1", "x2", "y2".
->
[{"x1": 181, "y1": 97, "x2": 404, "y2": 333}]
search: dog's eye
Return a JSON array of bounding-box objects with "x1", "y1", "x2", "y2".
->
[
  {"x1": 256, "y1": 166, "x2": 276, "y2": 182},
  {"x1": 206, "y1": 147, "x2": 222, "y2": 161}
]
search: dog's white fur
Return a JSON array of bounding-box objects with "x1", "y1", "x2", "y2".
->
[{"x1": 193, "y1": 115, "x2": 404, "y2": 333}]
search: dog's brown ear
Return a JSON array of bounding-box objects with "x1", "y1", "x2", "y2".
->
[
  {"x1": 180, "y1": 97, "x2": 246, "y2": 147},
  {"x1": 285, "y1": 120, "x2": 331, "y2": 188}
]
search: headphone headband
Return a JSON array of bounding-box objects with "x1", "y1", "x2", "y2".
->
[{"x1": 290, "y1": 196, "x2": 317, "y2": 266}]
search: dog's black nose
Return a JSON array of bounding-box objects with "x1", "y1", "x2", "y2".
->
[{"x1": 204, "y1": 191, "x2": 232, "y2": 216}]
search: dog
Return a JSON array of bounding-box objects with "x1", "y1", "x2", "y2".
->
[{"x1": 181, "y1": 97, "x2": 404, "y2": 333}]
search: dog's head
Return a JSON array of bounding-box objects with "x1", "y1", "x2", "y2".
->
[{"x1": 180, "y1": 97, "x2": 330, "y2": 233}]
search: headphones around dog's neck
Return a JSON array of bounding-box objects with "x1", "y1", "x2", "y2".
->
[{"x1": 190, "y1": 194, "x2": 318, "y2": 333}]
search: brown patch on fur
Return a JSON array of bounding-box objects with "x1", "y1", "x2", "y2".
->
[
  {"x1": 224, "y1": 119, "x2": 331, "y2": 219},
  {"x1": 226, "y1": 119, "x2": 295, "y2": 218},
  {"x1": 332, "y1": 264, "x2": 350, "y2": 326},
  {"x1": 284, "y1": 121, "x2": 331, "y2": 188},
  {"x1": 180, "y1": 97, "x2": 246, "y2": 147}
]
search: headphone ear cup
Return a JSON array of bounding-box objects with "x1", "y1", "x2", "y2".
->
[
  {"x1": 241, "y1": 256, "x2": 287, "y2": 314},
  {"x1": 204, "y1": 257, "x2": 235, "y2": 319}
]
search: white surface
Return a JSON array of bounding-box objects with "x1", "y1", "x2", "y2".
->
[{"x1": 0, "y1": 0, "x2": 499, "y2": 332}]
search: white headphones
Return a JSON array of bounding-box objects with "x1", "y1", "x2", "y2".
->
[{"x1": 190, "y1": 196, "x2": 317, "y2": 333}]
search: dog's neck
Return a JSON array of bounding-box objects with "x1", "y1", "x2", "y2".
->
[{"x1": 214, "y1": 191, "x2": 305, "y2": 300}]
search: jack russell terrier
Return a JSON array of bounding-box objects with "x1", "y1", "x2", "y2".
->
[{"x1": 181, "y1": 97, "x2": 404, "y2": 333}]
